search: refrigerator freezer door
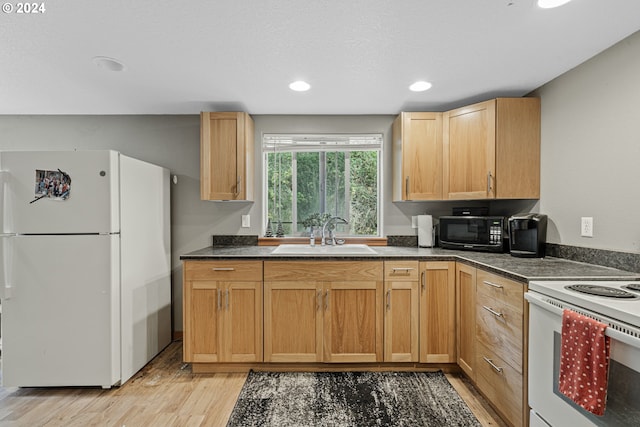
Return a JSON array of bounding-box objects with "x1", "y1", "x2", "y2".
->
[
  {"x1": 1, "y1": 234, "x2": 120, "y2": 387},
  {"x1": 0, "y1": 150, "x2": 119, "y2": 234}
]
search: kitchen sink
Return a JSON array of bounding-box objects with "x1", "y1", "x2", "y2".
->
[{"x1": 271, "y1": 243, "x2": 377, "y2": 255}]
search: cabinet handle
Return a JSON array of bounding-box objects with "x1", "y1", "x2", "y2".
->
[
  {"x1": 226, "y1": 289, "x2": 230, "y2": 310},
  {"x1": 487, "y1": 171, "x2": 492, "y2": 194},
  {"x1": 391, "y1": 267, "x2": 414, "y2": 274},
  {"x1": 212, "y1": 267, "x2": 235, "y2": 271},
  {"x1": 405, "y1": 176, "x2": 410, "y2": 199},
  {"x1": 217, "y1": 288, "x2": 222, "y2": 311},
  {"x1": 235, "y1": 176, "x2": 241, "y2": 196},
  {"x1": 482, "y1": 280, "x2": 503, "y2": 289},
  {"x1": 325, "y1": 290, "x2": 330, "y2": 311},
  {"x1": 317, "y1": 290, "x2": 322, "y2": 311},
  {"x1": 482, "y1": 305, "x2": 504, "y2": 318},
  {"x1": 386, "y1": 289, "x2": 391, "y2": 310},
  {"x1": 483, "y1": 356, "x2": 504, "y2": 373},
  {"x1": 421, "y1": 271, "x2": 426, "y2": 291}
]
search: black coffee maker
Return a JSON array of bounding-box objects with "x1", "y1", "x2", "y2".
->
[{"x1": 508, "y1": 213, "x2": 548, "y2": 258}]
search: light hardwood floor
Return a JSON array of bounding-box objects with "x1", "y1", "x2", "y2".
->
[{"x1": 0, "y1": 341, "x2": 507, "y2": 427}]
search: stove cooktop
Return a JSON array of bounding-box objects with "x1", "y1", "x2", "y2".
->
[{"x1": 528, "y1": 280, "x2": 640, "y2": 327}]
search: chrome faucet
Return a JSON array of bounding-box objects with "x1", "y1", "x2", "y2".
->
[{"x1": 321, "y1": 216, "x2": 348, "y2": 246}]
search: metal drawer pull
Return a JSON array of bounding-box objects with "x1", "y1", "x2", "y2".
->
[
  {"x1": 483, "y1": 356, "x2": 503, "y2": 373},
  {"x1": 391, "y1": 267, "x2": 414, "y2": 274},
  {"x1": 386, "y1": 290, "x2": 391, "y2": 310},
  {"x1": 421, "y1": 271, "x2": 426, "y2": 291},
  {"x1": 226, "y1": 289, "x2": 230, "y2": 310},
  {"x1": 212, "y1": 267, "x2": 235, "y2": 271},
  {"x1": 217, "y1": 288, "x2": 222, "y2": 310},
  {"x1": 482, "y1": 305, "x2": 504, "y2": 318},
  {"x1": 317, "y1": 290, "x2": 322, "y2": 311},
  {"x1": 482, "y1": 280, "x2": 503, "y2": 289}
]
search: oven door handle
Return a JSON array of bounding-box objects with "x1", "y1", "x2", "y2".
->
[{"x1": 526, "y1": 291, "x2": 640, "y2": 349}]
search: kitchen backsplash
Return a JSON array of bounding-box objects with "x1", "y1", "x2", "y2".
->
[{"x1": 546, "y1": 243, "x2": 640, "y2": 274}]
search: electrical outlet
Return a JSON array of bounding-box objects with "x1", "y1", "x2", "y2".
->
[
  {"x1": 581, "y1": 217, "x2": 593, "y2": 237},
  {"x1": 411, "y1": 216, "x2": 418, "y2": 229},
  {"x1": 241, "y1": 214, "x2": 250, "y2": 228}
]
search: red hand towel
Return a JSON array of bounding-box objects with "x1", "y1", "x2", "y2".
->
[{"x1": 558, "y1": 309, "x2": 611, "y2": 416}]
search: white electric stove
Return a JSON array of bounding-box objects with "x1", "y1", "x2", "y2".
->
[
  {"x1": 528, "y1": 280, "x2": 640, "y2": 327},
  {"x1": 526, "y1": 279, "x2": 640, "y2": 426}
]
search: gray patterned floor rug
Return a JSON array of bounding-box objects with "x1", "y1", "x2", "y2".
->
[{"x1": 226, "y1": 371, "x2": 482, "y2": 427}]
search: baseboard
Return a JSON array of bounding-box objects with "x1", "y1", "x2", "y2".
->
[{"x1": 190, "y1": 362, "x2": 460, "y2": 374}]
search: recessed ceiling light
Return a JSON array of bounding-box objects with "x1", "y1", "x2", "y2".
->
[
  {"x1": 289, "y1": 81, "x2": 311, "y2": 92},
  {"x1": 537, "y1": 0, "x2": 572, "y2": 9},
  {"x1": 92, "y1": 56, "x2": 126, "y2": 72},
  {"x1": 409, "y1": 81, "x2": 432, "y2": 92}
]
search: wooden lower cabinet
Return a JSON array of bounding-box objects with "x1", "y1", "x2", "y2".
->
[
  {"x1": 384, "y1": 261, "x2": 420, "y2": 362},
  {"x1": 264, "y1": 261, "x2": 384, "y2": 363},
  {"x1": 183, "y1": 261, "x2": 263, "y2": 363},
  {"x1": 456, "y1": 263, "x2": 476, "y2": 379},
  {"x1": 456, "y1": 264, "x2": 527, "y2": 427},
  {"x1": 419, "y1": 261, "x2": 456, "y2": 363}
]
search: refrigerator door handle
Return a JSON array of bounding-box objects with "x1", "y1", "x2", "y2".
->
[
  {"x1": 0, "y1": 232, "x2": 15, "y2": 299},
  {"x1": 0, "y1": 170, "x2": 9, "y2": 234}
]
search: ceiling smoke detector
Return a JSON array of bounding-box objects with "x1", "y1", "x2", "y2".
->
[{"x1": 92, "y1": 56, "x2": 126, "y2": 72}]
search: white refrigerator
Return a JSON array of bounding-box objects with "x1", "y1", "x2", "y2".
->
[{"x1": 0, "y1": 150, "x2": 172, "y2": 388}]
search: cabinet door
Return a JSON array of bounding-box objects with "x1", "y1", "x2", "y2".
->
[
  {"x1": 456, "y1": 263, "x2": 477, "y2": 380},
  {"x1": 393, "y1": 112, "x2": 443, "y2": 201},
  {"x1": 225, "y1": 281, "x2": 263, "y2": 363},
  {"x1": 384, "y1": 280, "x2": 419, "y2": 362},
  {"x1": 186, "y1": 281, "x2": 221, "y2": 363},
  {"x1": 323, "y1": 281, "x2": 383, "y2": 363},
  {"x1": 384, "y1": 261, "x2": 419, "y2": 362},
  {"x1": 494, "y1": 98, "x2": 541, "y2": 199},
  {"x1": 200, "y1": 112, "x2": 254, "y2": 201},
  {"x1": 443, "y1": 100, "x2": 496, "y2": 199},
  {"x1": 419, "y1": 261, "x2": 456, "y2": 363},
  {"x1": 264, "y1": 281, "x2": 323, "y2": 362}
]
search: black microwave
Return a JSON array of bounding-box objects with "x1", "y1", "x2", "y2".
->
[{"x1": 439, "y1": 216, "x2": 506, "y2": 253}]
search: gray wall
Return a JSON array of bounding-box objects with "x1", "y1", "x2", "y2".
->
[
  {"x1": 3, "y1": 30, "x2": 639, "y2": 332},
  {"x1": 532, "y1": 30, "x2": 640, "y2": 253}
]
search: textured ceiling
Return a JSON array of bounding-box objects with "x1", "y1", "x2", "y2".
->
[{"x1": 1, "y1": 0, "x2": 640, "y2": 115}]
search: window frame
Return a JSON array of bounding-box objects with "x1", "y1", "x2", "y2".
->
[{"x1": 262, "y1": 133, "x2": 383, "y2": 238}]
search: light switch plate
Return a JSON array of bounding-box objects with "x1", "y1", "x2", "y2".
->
[
  {"x1": 241, "y1": 214, "x2": 250, "y2": 228},
  {"x1": 411, "y1": 216, "x2": 418, "y2": 229}
]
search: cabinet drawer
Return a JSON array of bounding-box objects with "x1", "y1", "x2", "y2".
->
[
  {"x1": 476, "y1": 291, "x2": 523, "y2": 372},
  {"x1": 476, "y1": 270, "x2": 523, "y2": 312},
  {"x1": 264, "y1": 261, "x2": 383, "y2": 281},
  {"x1": 475, "y1": 341, "x2": 523, "y2": 427},
  {"x1": 384, "y1": 261, "x2": 419, "y2": 281},
  {"x1": 184, "y1": 261, "x2": 263, "y2": 281}
]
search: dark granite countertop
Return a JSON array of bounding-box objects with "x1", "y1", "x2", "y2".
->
[{"x1": 180, "y1": 245, "x2": 640, "y2": 283}]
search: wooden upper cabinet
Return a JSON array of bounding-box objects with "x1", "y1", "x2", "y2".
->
[
  {"x1": 392, "y1": 112, "x2": 443, "y2": 201},
  {"x1": 200, "y1": 112, "x2": 254, "y2": 201},
  {"x1": 443, "y1": 98, "x2": 540, "y2": 200}
]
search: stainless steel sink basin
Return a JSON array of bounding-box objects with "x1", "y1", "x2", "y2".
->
[{"x1": 271, "y1": 243, "x2": 377, "y2": 255}]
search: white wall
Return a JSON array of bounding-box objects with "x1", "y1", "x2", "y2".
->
[{"x1": 533, "y1": 30, "x2": 640, "y2": 253}]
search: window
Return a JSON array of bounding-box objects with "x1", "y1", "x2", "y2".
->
[{"x1": 263, "y1": 134, "x2": 382, "y2": 237}]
